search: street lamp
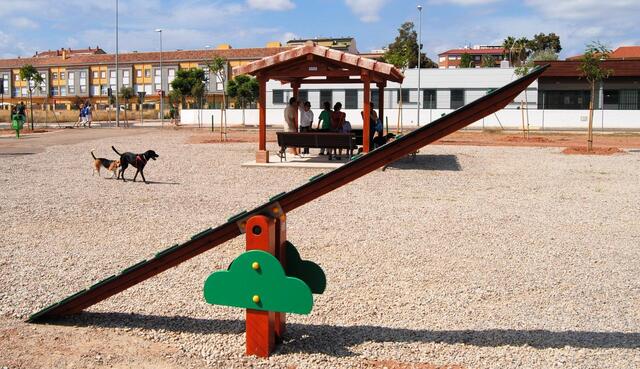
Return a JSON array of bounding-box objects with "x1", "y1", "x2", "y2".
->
[
  {"x1": 155, "y1": 28, "x2": 163, "y2": 128},
  {"x1": 417, "y1": 4, "x2": 423, "y2": 126},
  {"x1": 115, "y1": 0, "x2": 120, "y2": 127}
]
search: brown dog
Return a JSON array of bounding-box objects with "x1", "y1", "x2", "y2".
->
[{"x1": 91, "y1": 149, "x2": 120, "y2": 178}]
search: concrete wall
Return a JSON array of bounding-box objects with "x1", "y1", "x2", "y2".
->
[{"x1": 181, "y1": 107, "x2": 640, "y2": 130}]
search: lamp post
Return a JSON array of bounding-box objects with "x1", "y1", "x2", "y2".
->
[
  {"x1": 416, "y1": 4, "x2": 422, "y2": 126},
  {"x1": 155, "y1": 29, "x2": 163, "y2": 128},
  {"x1": 115, "y1": 0, "x2": 119, "y2": 127}
]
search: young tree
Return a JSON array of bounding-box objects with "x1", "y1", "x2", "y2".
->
[
  {"x1": 384, "y1": 44, "x2": 411, "y2": 132},
  {"x1": 119, "y1": 86, "x2": 135, "y2": 125},
  {"x1": 579, "y1": 42, "x2": 612, "y2": 152},
  {"x1": 19, "y1": 64, "x2": 44, "y2": 130},
  {"x1": 170, "y1": 68, "x2": 207, "y2": 108},
  {"x1": 460, "y1": 53, "x2": 474, "y2": 68},
  {"x1": 227, "y1": 74, "x2": 258, "y2": 125},
  {"x1": 206, "y1": 57, "x2": 229, "y2": 134}
]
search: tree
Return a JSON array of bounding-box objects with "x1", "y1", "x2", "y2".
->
[
  {"x1": 19, "y1": 64, "x2": 44, "y2": 130},
  {"x1": 227, "y1": 74, "x2": 258, "y2": 125},
  {"x1": 460, "y1": 53, "x2": 474, "y2": 68},
  {"x1": 579, "y1": 41, "x2": 612, "y2": 152},
  {"x1": 206, "y1": 57, "x2": 229, "y2": 135},
  {"x1": 480, "y1": 55, "x2": 497, "y2": 68},
  {"x1": 383, "y1": 22, "x2": 437, "y2": 69},
  {"x1": 170, "y1": 68, "x2": 207, "y2": 108},
  {"x1": 528, "y1": 33, "x2": 562, "y2": 54},
  {"x1": 119, "y1": 86, "x2": 135, "y2": 125}
]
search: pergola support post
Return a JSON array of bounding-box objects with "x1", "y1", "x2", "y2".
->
[
  {"x1": 377, "y1": 82, "x2": 385, "y2": 134},
  {"x1": 256, "y1": 74, "x2": 268, "y2": 163},
  {"x1": 363, "y1": 72, "x2": 371, "y2": 153}
]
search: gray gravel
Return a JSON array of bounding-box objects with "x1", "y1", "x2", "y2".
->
[{"x1": 1, "y1": 130, "x2": 639, "y2": 368}]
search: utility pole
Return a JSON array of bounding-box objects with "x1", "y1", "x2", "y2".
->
[
  {"x1": 417, "y1": 4, "x2": 423, "y2": 127},
  {"x1": 156, "y1": 29, "x2": 163, "y2": 128},
  {"x1": 115, "y1": 0, "x2": 120, "y2": 128}
]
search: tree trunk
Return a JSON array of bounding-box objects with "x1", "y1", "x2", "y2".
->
[
  {"x1": 29, "y1": 91, "x2": 34, "y2": 130},
  {"x1": 588, "y1": 82, "x2": 595, "y2": 152}
]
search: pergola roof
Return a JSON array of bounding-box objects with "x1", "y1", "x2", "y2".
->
[{"x1": 233, "y1": 41, "x2": 404, "y2": 85}]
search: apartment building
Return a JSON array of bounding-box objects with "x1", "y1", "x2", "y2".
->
[
  {"x1": 438, "y1": 45, "x2": 506, "y2": 68},
  {"x1": 0, "y1": 44, "x2": 288, "y2": 110}
]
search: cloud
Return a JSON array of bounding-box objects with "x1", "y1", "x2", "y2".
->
[
  {"x1": 345, "y1": 0, "x2": 389, "y2": 22},
  {"x1": 9, "y1": 17, "x2": 39, "y2": 29},
  {"x1": 204, "y1": 250, "x2": 313, "y2": 314},
  {"x1": 246, "y1": 0, "x2": 295, "y2": 11},
  {"x1": 280, "y1": 32, "x2": 299, "y2": 44},
  {"x1": 429, "y1": 0, "x2": 501, "y2": 4}
]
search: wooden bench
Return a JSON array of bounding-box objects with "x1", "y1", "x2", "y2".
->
[{"x1": 276, "y1": 132, "x2": 356, "y2": 161}]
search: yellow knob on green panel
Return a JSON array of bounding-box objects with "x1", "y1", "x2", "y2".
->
[
  {"x1": 252, "y1": 295, "x2": 260, "y2": 303},
  {"x1": 252, "y1": 262, "x2": 260, "y2": 270}
]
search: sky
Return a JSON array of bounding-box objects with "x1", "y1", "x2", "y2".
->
[{"x1": 0, "y1": 0, "x2": 638, "y2": 60}]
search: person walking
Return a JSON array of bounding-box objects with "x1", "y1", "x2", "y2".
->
[
  {"x1": 298, "y1": 101, "x2": 313, "y2": 155},
  {"x1": 85, "y1": 102, "x2": 93, "y2": 128}
]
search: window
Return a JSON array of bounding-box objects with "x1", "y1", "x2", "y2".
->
[
  {"x1": 101, "y1": 71, "x2": 106, "y2": 79},
  {"x1": 448, "y1": 55, "x2": 456, "y2": 60},
  {"x1": 60, "y1": 72, "x2": 65, "y2": 80},
  {"x1": 80, "y1": 71, "x2": 87, "y2": 78},
  {"x1": 68, "y1": 86, "x2": 75, "y2": 94},
  {"x1": 60, "y1": 86, "x2": 67, "y2": 96},
  {"x1": 136, "y1": 70, "x2": 142, "y2": 77},
  {"x1": 450, "y1": 89, "x2": 464, "y2": 109},
  {"x1": 539, "y1": 90, "x2": 591, "y2": 110},
  {"x1": 397, "y1": 89, "x2": 411, "y2": 103},
  {"x1": 144, "y1": 84, "x2": 153, "y2": 94},
  {"x1": 79, "y1": 85, "x2": 87, "y2": 94},
  {"x1": 298, "y1": 90, "x2": 308, "y2": 104},
  {"x1": 272, "y1": 89, "x2": 284, "y2": 104},
  {"x1": 15, "y1": 74, "x2": 20, "y2": 81},
  {"x1": 93, "y1": 71, "x2": 98, "y2": 79},
  {"x1": 92, "y1": 85, "x2": 100, "y2": 96},
  {"x1": 619, "y1": 90, "x2": 639, "y2": 110},
  {"x1": 154, "y1": 69, "x2": 161, "y2": 84},
  {"x1": 21, "y1": 87, "x2": 27, "y2": 96},
  {"x1": 102, "y1": 86, "x2": 110, "y2": 95},
  {"x1": 474, "y1": 55, "x2": 481, "y2": 61},
  {"x1": 423, "y1": 89, "x2": 437, "y2": 109},
  {"x1": 319, "y1": 89, "x2": 332, "y2": 108},
  {"x1": 80, "y1": 77, "x2": 87, "y2": 86},
  {"x1": 145, "y1": 69, "x2": 151, "y2": 78},
  {"x1": 40, "y1": 73, "x2": 46, "y2": 79},
  {"x1": 52, "y1": 72, "x2": 58, "y2": 80},
  {"x1": 13, "y1": 87, "x2": 19, "y2": 96},
  {"x1": 51, "y1": 87, "x2": 59, "y2": 96},
  {"x1": 155, "y1": 84, "x2": 161, "y2": 91},
  {"x1": 123, "y1": 70, "x2": 130, "y2": 77},
  {"x1": 68, "y1": 72, "x2": 74, "y2": 80},
  {"x1": 371, "y1": 89, "x2": 379, "y2": 109},
  {"x1": 345, "y1": 89, "x2": 358, "y2": 109},
  {"x1": 439, "y1": 56, "x2": 445, "y2": 62}
]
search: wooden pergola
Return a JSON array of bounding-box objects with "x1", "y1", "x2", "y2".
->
[{"x1": 234, "y1": 41, "x2": 404, "y2": 163}]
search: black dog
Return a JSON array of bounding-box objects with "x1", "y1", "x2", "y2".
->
[
  {"x1": 112, "y1": 146, "x2": 159, "y2": 183},
  {"x1": 373, "y1": 132, "x2": 396, "y2": 148}
]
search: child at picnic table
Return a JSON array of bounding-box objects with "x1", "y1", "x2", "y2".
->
[{"x1": 317, "y1": 101, "x2": 332, "y2": 155}]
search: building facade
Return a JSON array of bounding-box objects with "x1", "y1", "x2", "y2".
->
[
  {"x1": 438, "y1": 46, "x2": 506, "y2": 69},
  {"x1": 0, "y1": 44, "x2": 288, "y2": 110}
]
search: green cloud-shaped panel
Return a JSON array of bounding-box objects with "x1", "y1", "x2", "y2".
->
[
  {"x1": 285, "y1": 242, "x2": 326, "y2": 294},
  {"x1": 204, "y1": 250, "x2": 313, "y2": 314}
]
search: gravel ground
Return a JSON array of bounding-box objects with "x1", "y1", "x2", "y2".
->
[{"x1": 1, "y1": 130, "x2": 639, "y2": 368}]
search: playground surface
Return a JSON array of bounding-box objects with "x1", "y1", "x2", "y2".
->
[{"x1": 1, "y1": 129, "x2": 639, "y2": 368}]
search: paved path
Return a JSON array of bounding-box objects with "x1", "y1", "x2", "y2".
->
[{"x1": 0, "y1": 128, "x2": 154, "y2": 155}]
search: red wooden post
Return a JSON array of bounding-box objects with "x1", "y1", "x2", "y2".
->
[
  {"x1": 377, "y1": 82, "x2": 385, "y2": 133},
  {"x1": 273, "y1": 211, "x2": 287, "y2": 340},
  {"x1": 256, "y1": 74, "x2": 269, "y2": 163},
  {"x1": 363, "y1": 72, "x2": 371, "y2": 153},
  {"x1": 245, "y1": 215, "x2": 276, "y2": 357},
  {"x1": 292, "y1": 82, "x2": 300, "y2": 132}
]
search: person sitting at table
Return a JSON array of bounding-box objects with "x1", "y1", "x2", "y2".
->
[
  {"x1": 330, "y1": 102, "x2": 346, "y2": 160},
  {"x1": 298, "y1": 101, "x2": 313, "y2": 155},
  {"x1": 317, "y1": 101, "x2": 332, "y2": 155},
  {"x1": 281, "y1": 97, "x2": 299, "y2": 157}
]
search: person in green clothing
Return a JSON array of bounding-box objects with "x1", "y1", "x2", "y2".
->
[{"x1": 317, "y1": 101, "x2": 332, "y2": 155}]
